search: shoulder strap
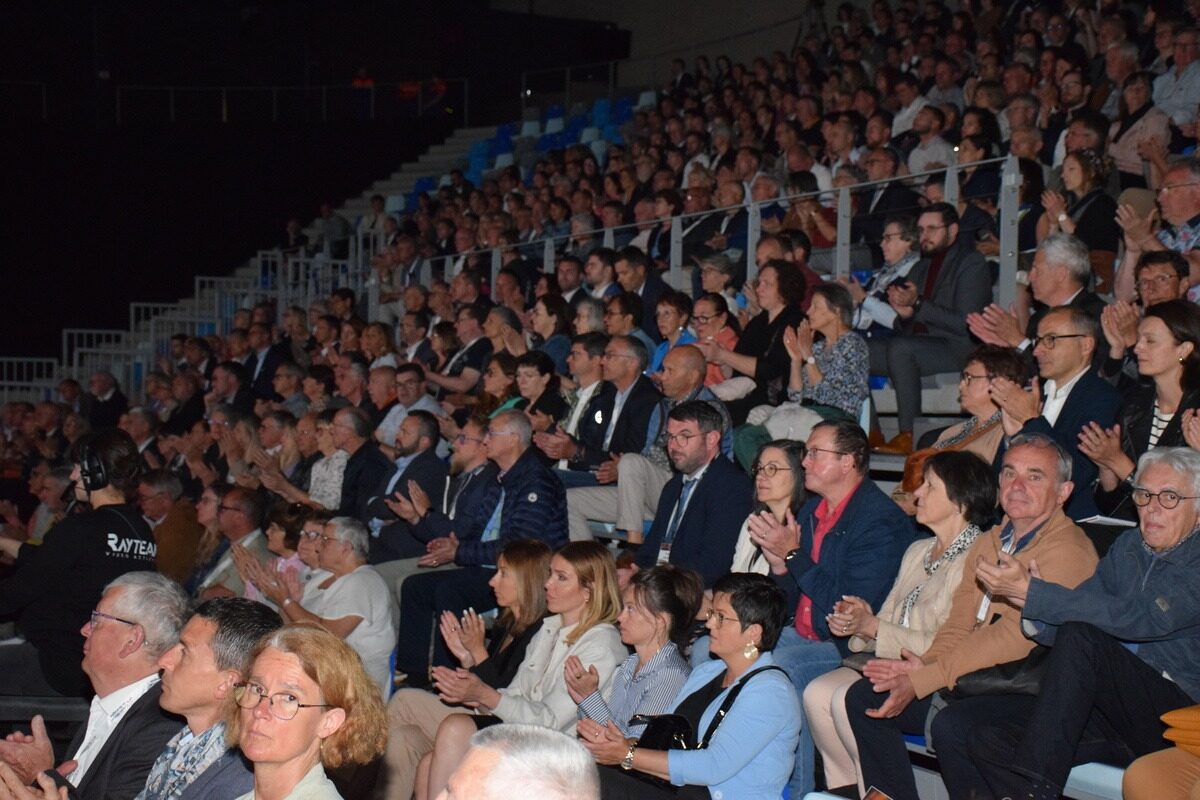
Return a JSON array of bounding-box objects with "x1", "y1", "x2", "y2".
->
[{"x1": 696, "y1": 665, "x2": 787, "y2": 749}]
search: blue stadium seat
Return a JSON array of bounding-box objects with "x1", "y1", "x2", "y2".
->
[
  {"x1": 545, "y1": 103, "x2": 565, "y2": 120},
  {"x1": 469, "y1": 140, "x2": 489, "y2": 160},
  {"x1": 413, "y1": 176, "x2": 436, "y2": 193},
  {"x1": 601, "y1": 124, "x2": 624, "y2": 145},
  {"x1": 489, "y1": 135, "x2": 514, "y2": 157},
  {"x1": 591, "y1": 98, "x2": 611, "y2": 128},
  {"x1": 519, "y1": 119, "x2": 540, "y2": 138},
  {"x1": 544, "y1": 117, "x2": 565, "y2": 134},
  {"x1": 496, "y1": 122, "x2": 518, "y2": 138},
  {"x1": 493, "y1": 152, "x2": 515, "y2": 170},
  {"x1": 579, "y1": 126, "x2": 600, "y2": 144},
  {"x1": 636, "y1": 89, "x2": 657, "y2": 109},
  {"x1": 384, "y1": 194, "x2": 404, "y2": 214},
  {"x1": 589, "y1": 139, "x2": 609, "y2": 165}
]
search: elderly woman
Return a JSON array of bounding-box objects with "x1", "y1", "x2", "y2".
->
[
  {"x1": 416, "y1": 542, "x2": 626, "y2": 800},
  {"x1": 731, "y1": 440, "x2": 807, "y2": 574},
  {"x1": 964, "y1": 446, "x2": 1200, "y2": 799},
  {"x1": 591, "y1": 573, "x2": 802, "y2": 800},
  {"x1": 505, "y1": 295, "x2": 572, "y2": 376},
  {"x1": 647, "y1": 292, "x2": 699, "y2": 375},
  {"x1": 382, "y1": 539, "x2": 552, "y2": 800},
  {"x1": 248, "y1": 516, "x2": 395, "y2": 697},
  {"x1": 804, "y1": 451, "x2": 996, "y2": 794},
  {"x1": 695, "y1": 253, "x2": 740, "y2": 311},
  {"x1": 1082, "y1": 300, "x2": 1200, "y2": 523},
  {"x1": 844, "y1": 216, "x2": 922, "y2": 340},
  {"x1": 569, "y1": 565, "x2": 701, "y2": 737},
  {"x1": 692, "y1": 293, "x2": 740, "y2": 388},
  {"x1": 263, "y1": 410, "x2": 346, "y2": 510},
  {"x1": 1108, "y1": 71, "x2": 1171, "y2": 191},
  {"x1": 237, "y1": 502, "x2": 308, "y2": 606},
  {"x1": 231, "y1": 624, "x2": 387, "y2": 800}
]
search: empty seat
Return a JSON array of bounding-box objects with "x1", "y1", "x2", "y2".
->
[
  {"x1": 521, "y1": 106, "x2": 541, "y2": 122},
  {"x1": 545, "y1": 103, "x2": 565, "y2": 120},
  {"x1": 519, "y1": 119, "x2": 540, "y2": 138},
  {"x1": 591, "y1": 98, "x2": 611, "y2": 128},
  {"x1": 384, "y1": 194, "x2": 404, "y2": 214},
  {"x1": 468, "y1": 140, "x2": 489, "y2": 160},
  {"x1": 601, "y1": 123, "x2": 623, "y2": 145},
  {"x1": 438, "y1": 174, "x2": 452, "y2": 187},
  {"x1": 636, "y1": 89, "x2": 657, "y2": 109},
  {"x1": 413, "y1": 176, "x2": 436, "y2": 193},
  {"x1": 579, "y1": 126, "x2": 600, "y2": 143},
  {"x1": 544, "y1": 117, "x2": 565, "y2": 134},
  {"x1": 589, "y1": 139, "x2": 609, "y2": 165},
  {"x1": 493, "y1": 152, "x2": 515, "y2": 170}
]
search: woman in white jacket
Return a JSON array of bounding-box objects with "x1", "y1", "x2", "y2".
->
[{"x1": 415, "y1": 541, "x2": 626, "y2": 800}]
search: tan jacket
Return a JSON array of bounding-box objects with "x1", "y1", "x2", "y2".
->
[
  {"x1": 909, "y1": 509, "x2": 1098, "y2": 699},
  {"x1": 849, "y1": 533, "x2": 974, "y2": 659},
  {"x1": 153, "y1": 500, "x2": 205, "y2": 584}
]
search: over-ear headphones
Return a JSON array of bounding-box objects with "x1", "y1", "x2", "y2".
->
[{"x1": 78, "y1": 440, "x2": 110, "y2": 493}]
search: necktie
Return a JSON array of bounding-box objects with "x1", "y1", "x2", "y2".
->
[{"x1": 663, "y1": 479, "x2": 697, "y2": 547}]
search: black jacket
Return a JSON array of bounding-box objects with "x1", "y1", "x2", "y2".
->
[
  {"x1": 412, "y1": 461, "x2": 503, "y2": 544},
  {"x1": 248, "y1": 343, "x2": 291, "y2": 401},
  {"x1": 570, "y1": 376, "x2": 662, "y2": 470},
  {"x1": 337, "y1": 441, "x2": 393, "y2": 520},
  {"x1": 364, "y1": 448, "x2": 450, "y2": 562}
]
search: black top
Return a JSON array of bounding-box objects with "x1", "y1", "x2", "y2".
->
[
  {"x1": 672, "y1": 670, "x2": 728, "y2": 748},
  {"x1": 1068, "y1": 188, "x2": 1120, "y2": 254},
  {"x1": 471, "y1": 616, "x2": 546, "y2": 689},
  {"x1": 0, "y1": 503, "x2": 157, "y2": 696},
  {"x1": 726, "y1": 305, "x2": 805, "y2": 425}
]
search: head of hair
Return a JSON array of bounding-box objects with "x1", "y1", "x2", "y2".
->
[
  {"x1": 1134, "y1": 250, "x2": 1190, "y2": 285},
  {"x1": 760, "y1": 259, "x2": 807, "y2": 307},
  {"x1": 77, "y1": 428, "x2": 144, "y2": 498},
  {"x1": 266, "y1": 500, "x2": 311, "y2": 551},
  {"x1": 515, "y1": 351, "x2": 561, "y2": 395},
  {"x1": 1006, "y1": 432, "x2": 1073, "y2": 485},
  {"x1": 1134, "y1": 446, "x2": 1200, "y2": 497},
  {"x1": 629, "y1": 566, "x2": 704, "y2": 649},
  {"x1": 336, "y1": 406, "x2": 374, "y2": 440},
  {"x1": 228, "y1": 623, "x2": 386, "y2": 768},
  {"x1": 751, "y1": 439, "x2": 808, "y2": 517},
  {"x1": 405, "y1": 409, "x2": 441, "y2": 449},
  {"x1": 490, "y1": 408, "x2": 533, "y2": 449},
  {"x1": 326, "y1": 516, "x2": 370, "y2": 561},
  {"x1": 1038, "y1": 232, "x2": 1091, "y2": 287},
  {"x1": 923, "y1": 452, "x2": 998, "y2": 528},
  {"x1": 497, "y1": 540, "x2": 553, "y2": 638},
  {"x1": 612, "y1": 334, "x2": 650, "y2": 373},
  {"x1": 811, "y1": 282, "x2": 855, "y2": 328},
  {"x1": 810, "y1": 419, "x2": 869, "y2": 475},
  {"x1": 667, "y1": 399, "x2": 725, "y2": 437},
  {"x1": 1143, "y1": 299, "x2": 1200, "y2": 391},
  {"x1": 609, "y1": 291, "x2": 643, "y2": 328},
  {"x1": 1064, "y1": 148, "x2": 1108, "y2": 191},
  {"x1": 555, "y1": 542, "x2": 621, "y2": 645},
  {"x1": 711, "y1": 573, "x2": 788, "y2": 651},
  {"x1": 466, "y1": 724, "x2": 600, "y2": 799},
  {"x1": 216, "y1": 360, "x2": 249, "y2": 388},
  {"x1": 965, "y1": 345, "x2": 1029, "y2": 385},
  {"x1": 306, "y1": 365, "x2": 336, "y2": 396},
  {"x1": 536, "y1": 295, "x2": 571, "y2": 337},
  {"x1": 104, "y1": 572, "x2": 190, "y2": 658},
  {"x1": 921, "y1": 201, "x2": 959, "y2": 228},
  {"x1": 657, "y1": 290, "x2": 693, "y2": 323},
  {"x1": 490, "y1": 305, "x2": 523, "y2": 333},
  {"x1": 192, "y1": 597, "x2": 284, "y2": 673},
  {"x1": 140, "y1": 468, "x2": 183, "y2": 502},
  {"x1": 572, "y1": 331, "x2": 609, "y2": 358}
]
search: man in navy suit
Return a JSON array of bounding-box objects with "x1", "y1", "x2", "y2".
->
[
  {"x1": 246, "y1": 322, "x2": 290, "y2": 402},
  {"x1": 614, "y1": 247, "x2": 667, "y2": 344},
  {"x1": 633, "y1": 400, "x2": 752, "y2": 586},
  {"x1": 988, "y1": 306, "x2": 1120, "y2": 521},
  {"x1": 363, "y1": 411, "x2": 449, "y2": 564}
]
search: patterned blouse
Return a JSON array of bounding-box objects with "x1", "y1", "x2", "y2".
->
[{"x1": 787, "y1": 332, "x2": 870, "y2": 416}]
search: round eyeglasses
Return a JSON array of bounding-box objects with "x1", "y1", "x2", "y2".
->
[
  {"x1": 233, "y1": 682, "x2": 332, "y2": 721},
  {"x1": 751, "y1": 463, "x2": 793, "y2": 478},
  {"x1": 1131, "y1": 488, "x2": 1200, "y2": 510}
]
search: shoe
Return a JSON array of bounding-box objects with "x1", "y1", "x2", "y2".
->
[
  {"x1": 868, "y1": 429, "x2": 886, "y2": 448},
  {"x1": 874, "y1": 431, "x2": 913, "y2": 454}
]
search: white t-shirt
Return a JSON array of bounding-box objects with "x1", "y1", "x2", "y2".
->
[{"x1": 309, "y1": 566, "x2": 396, "y2": 696}]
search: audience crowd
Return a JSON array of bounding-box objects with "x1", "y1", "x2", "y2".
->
[{"x1": 5, "y1": 1, "x2": 1200, "y2": 797}]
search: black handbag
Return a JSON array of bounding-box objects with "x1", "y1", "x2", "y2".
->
[{"x1": 949, "y1": 645, "x2": 1050, "y2": 697}]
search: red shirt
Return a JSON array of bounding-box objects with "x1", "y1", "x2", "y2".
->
[{"x1": 795, "y1": 481, "x2": 860, "y2": 640}]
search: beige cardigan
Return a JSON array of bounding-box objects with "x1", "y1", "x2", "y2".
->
[{"x1": 848, "y1": 533, "x2": 974, "y2": 659}]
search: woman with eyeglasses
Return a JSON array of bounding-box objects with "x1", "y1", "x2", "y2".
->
[
  {"x1": 381, "y1": 539, "x2": 552, "y2": 800},
  {"x1": 252, "y1": 517, "x2": 396, "y2": 697},
  {"x1": 237, "y1": 502, "x2": 309, "y2": 606},
  {"x1": 1081, "y1": 299, "x2": 1200, "y2": 524},
  {"x1": 230, "y1": 623, "x2": 386, "y2": 800},
  {"x1": 591, "y1": 573, "x2": 801, "y2": 800},
  {"x1": 730, "y1": 440, "x2": 807, "y2": 574},
  {"x1": 692, "y1": 293, "x2": 741, "y2": 388},
  {"x1": 804, "y1": 450, "x2": 995, "y2": 796}
]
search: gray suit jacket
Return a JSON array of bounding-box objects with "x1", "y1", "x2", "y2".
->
[
  {"x1": 177, "y1": 748, "x2": 254, "y2": 800},
  {"x1": 904, "y1": 234, "x2": 992, "y2": 347}
]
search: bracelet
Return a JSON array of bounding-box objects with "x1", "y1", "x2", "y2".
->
[{"x1": 621, "y1": 742, "x2": 638, "y2": 771}]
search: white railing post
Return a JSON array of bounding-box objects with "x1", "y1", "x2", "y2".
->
[
  {"x1": 669, "y1": 216, "x2": 683, "y2": 290},
  {"x1": 746, "y1": 203, "x2": 762, "y2": 286},
  {"x1": 997, "y1": 154, "x2": 1021, "y2": 310},
  {"x1": 835, "y1": 185, "x2": 852, "y2": 280},
  {"x1": 944, "y1": 162, "x2": 960, "y2": 208}
]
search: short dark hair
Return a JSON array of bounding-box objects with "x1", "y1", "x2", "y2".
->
[
  {"x1": 630, "y1": 566, "x2": 705, "y2": 649},
  {"x1": 920, "y1": 202, "x2": 959, "y2": 228},
  {"x1": 192, "y1": 597, "x2": 283, "y2": 673},
  {"x1": 306, "y1": 364, "x2": 336, "y2": 395},
  {"x1": 536, "y1": 294, "x2": 571, "y2": 337},
  {"x1": 215, "y1": 360, "x2": 249, "y2": 387},
  {"x1": 811, "y1": 283, "x2": 855, "y2": 328},
  {"x1": 612, "y1": 334, "x2": 650, "y2": 373},
  {"x1": 760, "y1": 259, "x2": 807, "y2": 307},
  {"x1": 396, "y1": 362, "x2": 426, "y2": 382},
  {"x1": 667, "y1": 399, "x2": 725, "y2": 436},
  {"x1": 712, "y1": 572, "x2": 788, "y2": 651},
  {"x1": 457, "y1": 304, "x2": 487, "y2": 326},
  {"x1": 609, "y1": 291, "x2": 643, "y2": 327},
  {"x1": 1144, "y1": 299, "x2": 1200, "y2": 391},
  {"x1": 1135, "y1": 250, "x2": 1189, "y2": 284},
  {"x1": 811, "y1": 419, "x2": 869, "y2": 474},
  {"x1": 406, "y1": 409, "x2": 441, "y2": 447},
  {"x1": 924, "y1": 451, "x2": 998, "y2": 529},
  {"x1": 966, "y1": 345, "x2": 1028, "y2": 385},
  {"x1": 617, "y1": 246, "x2": 651, "y2": 273},
  {"x1": 572, "y1": 332, "x2": 609, "y2": 358}
]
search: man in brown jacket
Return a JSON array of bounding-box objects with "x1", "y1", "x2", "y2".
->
[
  {"x1": 844, "y1": 433, "x2": 1099, "y2": 800},
  {"x1": 137, "y1": 470, "x2": 204, "y2": 584}
]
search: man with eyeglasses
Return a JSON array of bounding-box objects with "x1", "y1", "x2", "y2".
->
[
  {"x1": 958, "y1": 447, "x2": 1200, "y2": 800},
  {"x1": 196, "y1": 486, "x2": 271, "y2": 601},
  {"x1": 0, "y1": 429, "x2": 158, "y2": 700},
  {"x1": 1153, "y1": 27, "x2": 1200, "y2": 128},
  {"x1": 395, "y1": 409, "x2": 567, "y2": 680},
  {"x1": 1100, "y1": 250, "x2": 1191, "y2": 387},
  {"x1": 853, "y1": 147, "x2": 920, "y2": 261},
  {"x1": 374, "y1": 362, "x2": 446, "y2": 460},
  {"x1": 137, "y1": 470, "x2": 204, "y2": 585},
  {"x1": 0, "y1": 573, "x2": 190, "y2": 800},
  {"x1": 1115, "y1": 160, "x2": 1200, "y2": 304}
]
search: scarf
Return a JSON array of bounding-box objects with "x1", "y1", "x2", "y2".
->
[{"x1": 899, "y1": 524, "x2": 982, "y2": 627}]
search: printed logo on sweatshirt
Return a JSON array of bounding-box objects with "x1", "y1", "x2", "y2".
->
[{"x1": 107, "y1": 533, "x2": 157, "y2": 559}]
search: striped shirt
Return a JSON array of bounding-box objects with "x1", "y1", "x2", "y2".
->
[{"x1": 577, "y1": 642, "x2": 691, "y2": 736}]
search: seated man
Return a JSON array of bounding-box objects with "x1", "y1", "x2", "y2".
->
[
  {"x1": 0, "y1": 573, "x2": 190, "y2": 800},
  {"x1": 962, "y1": 446, "x2": 1200, "y2": 799},
  {"x1": 844, "y1": 434, "x2": 1098, "y2": 800},
  {"x1": 195, "y1": 486, "x2": 272, "y2": 600},
  {"x1": 632, "y1": 401, "x2": 751, "y2": 586},
  {"x1": 566, "y1": 344, "x2": 731, "y2": 543},
  {"x1": 364, "y1": 410, "x2": 448, "y2": 563},
  {"x1": 331, "y1": 406, "x2": 393, "y2": 520},
  {"x1": 395, "y1": 410, "x2": 568, "y2": 677},
  {"x1": 137, "y1": 469, "x2": 205, "y2": 585}
]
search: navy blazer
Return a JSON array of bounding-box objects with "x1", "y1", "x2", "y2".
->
[
  {"x1": 1014, "y1": 368, "x2": 1120, "y2": 520},
  {"x1": 779, "y1": 479, "x2": 915, "y2": 657},
  {"x1": 638, "y1": 271, "x2": 668, "y2": 343},
  {"x1": 248, "y1": 343, "x2": 290, "y2": 401},
  {"x1": 338, "y1": 441, "x2": 394, "y2": 520},
  {"x1": 635, "y1": 455, "x2": 753, "y2": 587},
  {"x1": 571, "y1": 375, "x2": 661, "y2": 470},
  {"x1": 52, "y1": 682, "x2": 185, "y2": 800},
  {"x1": 178, "y1": 747, "x2": 254, "y2": 800},
  {"x1": 364, "y1": 448, "x2": 450, "y2": 563},
  {"x1": 412, "y1": 461, "x2": 503, "y2": 544}
]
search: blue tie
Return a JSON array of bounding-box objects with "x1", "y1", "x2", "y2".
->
[{"x1": 663, "y1": 479, "x2": 697, "y2": 547}]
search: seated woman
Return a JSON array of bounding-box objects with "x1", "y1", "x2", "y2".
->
[
  {"x1": 381, "y1": 540, "x2": 552, "y2": 800},
  {"x1": 589, "y1": 573, "x2": 802, "y2": 800},
  {"x1": 514, "y1": 351, "x2": 568, "y2": 435},
  {"x1": 249, "y1": 516, "x2": 396, "y2": 697},
  {"x1": 736, "y1": 283, "x2": 868, "y2": 468},
  {"x1": 691, "y1": 293, "x2": 740, "y2": 388},
  {"x1": 647, "y1": 292, "x2": 699, "y2": 375},
  {"x1": 415, "y1": 542, "x2": 626, "y2": 800},
  {"x1": 1082, "y1": 299, "x2": 1200, "y2": 522},
  {"x1": 362, "y1": 322, "x2": 399, "y2": 369},
  {"x1": 891, "y1": 344, "x2": 1025, "y2": 514},
  {"x1": 844, "y1": 215, "x2": 922, "y2": 342},
  {"x1": 1036, "y1": 147, "x2": 1119, "y2": 292},
  {"x1": 238, "y1": 501, "x2": 308, "y2": 606},
  {"x1": 1108, "y1": 71, "x2": 1171, "y2": 191},
  {"x1": 532, "y1": 294, "x2": 572, "y2": 375},
  {"x1": 263, "y1": 410, "x2": 346, "y2": 510},
  {"x1": 437, "y1": 352, "x2": 520, "y2": 443},
  {"x1": 568, "y1": 565, "x2": 702, "y2": 737},
  {"x1": 731, "y1": 440, "x2": 807, "y2": 574},
  {"x1": 963, "y1": 447, "x2": 1200, "y2": 799},
  {"x1": 804, "y1": 450, "x2": 996, "y2": 795},
  {"x1": 230, "y1": 623, "x2": 387, "y2": 800}
]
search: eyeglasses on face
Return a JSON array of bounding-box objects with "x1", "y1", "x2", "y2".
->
[
  {"x1": 233, "y1": 682, "x2": 332, "y2": 721},
  {"x1": 1137, "y1": 274, "x2": 1178, "y2": 289},
  {"x1": 485, "y1": 429, "x2": 517, "y2": 439},
  {"x1": 705, "y1": 608, "x2": 741, "y2": 626},
  {"x1": 803, "y1": 446, "x2": 849, "y2": 460},
  {"x1": 752, "y1": 463, "x2": 793, "y2": 478},
  {"x1": 1031, "y1": 333, "x2": 1085, "y2": 350},
  {"x1": 959, "y1": 371, "x2": 994, "y2": 384},
  {"x1": 1131, "y1": 488, "x2": 1200, "y2": 509},
  {"x1": 90, "y1": 609, "x2": 138, "y2": 629},
  {"x1": 454, "y1": 434, "x2": 485, "y2": 445},
  {"x1": 664, "y1": 431, "x2": 702, "y2": 446}
]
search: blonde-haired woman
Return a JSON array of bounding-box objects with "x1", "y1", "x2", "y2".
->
[
  {"x1": 230, "y1": 623, "x2": 387, "y2": 799},
  {"x1": 415, "y1": 541, "x2": 626, "y2": 800}
]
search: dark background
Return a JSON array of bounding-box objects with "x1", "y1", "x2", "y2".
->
[{"x1": 0, "y1": 1, "x2": 627, "y2": 358}]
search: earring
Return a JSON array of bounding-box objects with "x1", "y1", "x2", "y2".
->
[{"x1": 742, "y1": 641, "x2": 759, "y2": 660}]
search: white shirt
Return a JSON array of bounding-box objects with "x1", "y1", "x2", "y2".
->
[
  {"x1": 892, "y1": 96, "x2": 929, "y2": 135},
  {"x1": 558, "y1": 380, "x2": 602, "y2": 470},
  {"x1": 1040, "y1": 365, "x2": 1090, "y2": 427},
  {"x1": 69, "y1": 673, "x2": 160, "y2": 785}
]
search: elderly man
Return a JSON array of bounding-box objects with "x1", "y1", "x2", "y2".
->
[
  {"x1": 962, "y1": 447, "x2": 1200, "y2": 799},
  {"x1": 85, "y1": 371, "x2": 129, "y2": 431},
  {"x1": 0, "y1": 573, "x2": 190, "y2": 800},
  {"x1": 137, "y1": 469, "x2": 204, "y2": 584},
  {"x1": 439, "y1": 724, "x2": 599, "y2": 800},
  {"x1": 1153, "y1": 26, "x2": 1200, "y2": 128},
  {"x1": 1115, "y1": 159, "x2": 1200, "y2": 303},
  {"x1": 395, "y1": 409, "x2": 567, "y2": 679},
  {"x1": 845, "y1": 434, "x2": 1098, "y2": 800},
  {"x1": 270, "y1": 362, "x2": 310, "y2": 418},
  {"x1": 195, "y1": 486, "x2": 271, "y2": 600}
]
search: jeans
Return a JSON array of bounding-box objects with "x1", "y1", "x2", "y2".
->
[{"x1": 771, "y1": 628, "x2": 843, "y2": 797}]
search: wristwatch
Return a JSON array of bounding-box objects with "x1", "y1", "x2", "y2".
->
[
  {"x1": 1056, "y1": 212, "x2": 1068, "y2": 224},
  {"x1": 804, "y1": 356, "x2": 816, "y2": 366},
  {"x1": 785, "y1": 547, "x2": 803, "y2": 562},
  {"x1": 621, "y1": 742, "x2": 638, "y2": 771}
]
